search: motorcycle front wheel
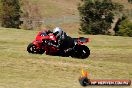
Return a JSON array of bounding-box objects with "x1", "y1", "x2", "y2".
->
[{"x1": 27, "y1": 43, "x2": 45, "y2": 54}]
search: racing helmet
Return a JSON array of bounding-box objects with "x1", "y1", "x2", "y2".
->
[{"x1": 53, "y1": 27, "x2": 63, "y2": 38}]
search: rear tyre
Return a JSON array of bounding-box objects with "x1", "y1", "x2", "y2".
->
[
  {"x1": 72, "y1": 45, "x2": 90, "y2": 59},
  {"x1": 79, "y1": 45, "x2": 90, "y2": 59}
]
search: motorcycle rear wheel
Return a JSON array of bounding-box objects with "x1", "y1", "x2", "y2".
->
[{"x1": 72, "y1": 45, "x2": 90, "y2": 59}]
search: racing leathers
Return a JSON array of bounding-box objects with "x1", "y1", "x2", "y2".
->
[{"x1": 48, "y1": 31, "x2": 74, "y2": 55}]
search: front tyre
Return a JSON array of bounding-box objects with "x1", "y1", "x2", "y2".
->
[
  {"x1": 27, "y1": 43, "x2": 45, "y2": 54},
  {"x1": 27, "y1": 43, "x2": 38, "y2": 54}
]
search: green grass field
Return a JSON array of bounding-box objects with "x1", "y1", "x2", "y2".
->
[{"x1": 0, "y1": 28, "x2": 132, "y2": 88}]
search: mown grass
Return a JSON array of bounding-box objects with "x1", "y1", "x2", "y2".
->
[{"x1": 0, "y1": 28, "x2": 132, "y2": 88}]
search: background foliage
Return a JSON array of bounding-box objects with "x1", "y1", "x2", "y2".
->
[
  {"x1": 115, "y1": 18, "x2": 132, "y2": 37},
  {"x1": 128, "y1": 0, "x2": 132, "y2": 4},
  {"x1": 20, "y1": 0, "x2": 42, "y2": 30},
  {"x1": 78, "y1": 0, "x2": 123, "y2": 35},
  {"x1": 0, "y1": 0, "x2": 22, "y2": 28}
]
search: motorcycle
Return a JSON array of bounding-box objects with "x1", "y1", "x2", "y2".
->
[{"x1": 27, "y1": 31, "x2": 90, "y2": 59}]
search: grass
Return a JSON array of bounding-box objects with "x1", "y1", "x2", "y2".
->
[
  {"x1": 0, "y1": 28, "x2": 132, "y2": 88},
  {"x1": 29, "y1": 0, "x2": 132, "y2": 18},
  {"x1": 1, "y1": 0, "x2": 132, "y2": 87},
  {"x1": 31, "y1": 0, "x2": 79, "y2": 18},
  {"x1": 29, "y1": 0, "x2": 132, "y2": 34},
  {"x1": 112, "y1": 0, "x2": 132, "y2": 10}
]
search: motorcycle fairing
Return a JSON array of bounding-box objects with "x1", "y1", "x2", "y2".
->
[{"x1": 73, "y1": 37, "x2": 90, "y2": 44}]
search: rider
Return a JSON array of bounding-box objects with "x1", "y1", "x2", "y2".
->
[
  {"x1": 53, "y1": 27, "x2": 67, "y2": 43},
  {"x1": 51, "y1": 27, "x2": 74, "y2": 55}
]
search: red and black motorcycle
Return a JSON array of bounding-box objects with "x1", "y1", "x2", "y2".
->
[{"x1": 27, "y1": 30, "x2": 90, "y2": 59}]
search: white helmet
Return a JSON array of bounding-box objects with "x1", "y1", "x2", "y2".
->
[{"x1": 53, "y1": 27, "x2": 63, "y2": 38}]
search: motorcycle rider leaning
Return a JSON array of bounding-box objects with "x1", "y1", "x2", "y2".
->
[
  {"x1": 53, "y1": 27, "x2": 67, "y2": 44},
  {"x1": 49, "y1": 27, "x2": 74, "y2": 55}
]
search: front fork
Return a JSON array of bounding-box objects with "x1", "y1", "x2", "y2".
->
[{"x1": 32, "y1": 40, "x2": 42, "y2": 49}]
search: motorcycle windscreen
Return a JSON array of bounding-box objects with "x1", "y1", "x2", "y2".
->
[{"x1": 39, "y1": 32, "x2": 48, "y2": 36}]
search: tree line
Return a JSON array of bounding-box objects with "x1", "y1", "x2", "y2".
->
[
  {"x1": 78, "y1": 0, "x2": 132, "y2": 37},
  {"x1": 0, "y1": 0, "x2": 41, "y2": 30},
  {"x1": 0, "y1": 0, "x2": 21, "y2": 28},
  {"x1": 0, "y1": 0, "x2": 132, "y2": 37}
]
